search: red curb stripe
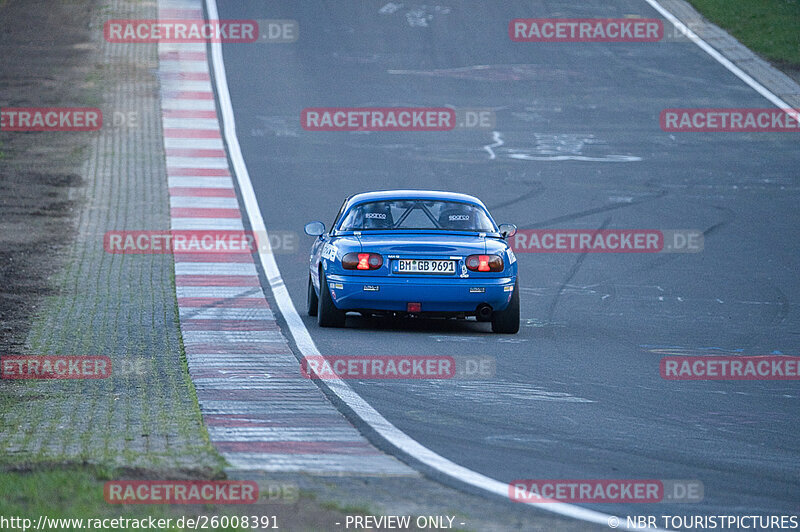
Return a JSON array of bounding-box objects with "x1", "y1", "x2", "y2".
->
[
  {"x1": 173, "y1": 253, "x2": 254, "y2": 263},
  {"x1": 169, "y1": 187, "x2": 235, "y2": 197},
  {"x1": 178, "y1": 297, "x2": 267, "y2": 308},
  {"x1": 159, "y1": 51, "x2": 207, "y2": 61},
  {"x1": 167, "y1": 91, "x2": 214, "y2": 100},
  {"x1": 164, "y1": 128, "x2": 221, "y2": 138},
  {"x1": 159, "y1": 72, "x2": 210, "y2": 81},
  {"x1": 176, "y1": 275, "x2": 261, "y2": 286},
  {"x1": 215, "y1": 442, "x2": 381, "y2": 454},
  {"x1": 166, "y1": 148, "x2": 227, "y2": 157},
  {"x1": 171, "y1": 207, "x2": 242, "y2": 218},
  {"x1": 168, "y1": 167, "x2": 230, "y2": 176},
  {"x1": 163, "y1": 109, "x2": 217, "y2": 119},
  {"x1": 182, "y1": 320, "x2": 278, "y2": 331}
]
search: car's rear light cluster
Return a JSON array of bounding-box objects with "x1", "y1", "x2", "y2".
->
[
  {"x1": 465, "y1": 254, "x2": 503, "y2": 272},
  {"x1": 342, "y1": 252, "x2": 383, "y2": 270}
]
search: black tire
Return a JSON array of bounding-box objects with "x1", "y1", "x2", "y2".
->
[
  {"x1": 317, "y1": 269, "x2": 346, "y2": 327},
  {"x1": 307, "y1": 275, "x2": 318, "y2": 317},
  {"x1": 492, "y1": 280, "x2": 520, "y2": 334}
]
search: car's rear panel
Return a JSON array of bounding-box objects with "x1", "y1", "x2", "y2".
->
[{"x1": 322, "y1": 232, "x2": 517, "y2": 314}]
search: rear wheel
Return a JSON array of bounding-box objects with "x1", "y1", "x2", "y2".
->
[
  {"x1": 317, "y1": 269, "x2": 346, "y2": 327},
  {"x1": 492, "y1": 280, "x2": 520, "y2": 334},
  {"x1": 307, "y1": 275, "x2": 318, "y2": 316}
]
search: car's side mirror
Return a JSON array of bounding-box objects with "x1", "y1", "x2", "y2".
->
[
  {"x1": 499, "y1": 223, "x2": 517, "y2": 239},
  {"x1": 304, "y1": 221, "x2": 326, "y2": 237}
]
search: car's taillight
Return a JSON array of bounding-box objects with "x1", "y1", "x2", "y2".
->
[
  {"x1": 342, "y1": 252, "x2": 383, "y2": 270},
  {"x1": 465, "y1": 254, "x2": 503, "y2": 272}
]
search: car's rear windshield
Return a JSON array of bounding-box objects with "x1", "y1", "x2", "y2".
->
[{"x1": 338, "y1": 200, "x2": 496, "y2": 232}]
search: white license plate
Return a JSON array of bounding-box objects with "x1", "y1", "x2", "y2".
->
[{"x1": 396, "y1": 259, "x2": 455, "y2": 274}]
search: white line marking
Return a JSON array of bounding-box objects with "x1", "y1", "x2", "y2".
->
[
  {"x1": 508, "y1": 153, "x2": 641, "y2": 162},
  {"x1": 205, "y1": 0, "x2": 647, "y2": 527},
  {"x1": 483, "y1": 130, "x2": 503, "y2": 159},
  {"x1": 645, "y1": 0, "x2": 799, "y2": 122}
]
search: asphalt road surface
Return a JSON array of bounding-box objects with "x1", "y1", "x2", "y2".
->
[{"x1": 215, "y1": 0, "x2": 800, "y2": 521}]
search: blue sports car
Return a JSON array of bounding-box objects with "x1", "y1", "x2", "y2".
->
[{"x1": 303, "y1": 190, "x2": 519, "y2": 333}]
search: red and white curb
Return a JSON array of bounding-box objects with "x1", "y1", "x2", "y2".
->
[{"x1": 158, "y1": 0, "x2": 411, "y2": 475}]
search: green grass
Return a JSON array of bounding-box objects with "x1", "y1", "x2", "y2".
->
[
  {"x1": 686, "y1": 0, "x2": 800, "y2": 67},
  {"x1": 319, "y1": 500, "x2": 374, "y2": 515},
  {"x1": 0, "y1": 467, "x2": 250, "y2": 531}
]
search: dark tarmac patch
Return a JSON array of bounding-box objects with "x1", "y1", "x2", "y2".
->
[{"x1": 0, "y1": 0, "x2": 96, "y2": 354}]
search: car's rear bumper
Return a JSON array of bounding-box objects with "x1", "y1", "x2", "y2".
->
[{"x1": 325, "y1": 273, "x2": 516, "y2": 313}]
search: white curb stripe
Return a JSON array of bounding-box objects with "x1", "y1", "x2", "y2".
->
[
  {"x1": 170, "y1": 196, "x2": 240, "y2": 208},
  {"x1": 162, "y1": 98, "x2": 216, "y2": 110},
  {"x1": 167, "y1": 156, "x2": 228, "y2": 168},
  {"x1": 164, "y1": 118, "x2": 220, "y2": 129},
  {"x1": 171, "y1": 218, "x2": 244, "y2": 230},
  {"x1": 165, "y1": 137, "x2": 225, "y2": 149},
  {"x1": 177, "y1": 286, "x2": 266, "y2": 298},
  {"x1": 179, "y1": 308, "x2": 274, "y2": 320},
  {"x1": 175, "y1": 262, "x2": 258, "y2": 275},
  {"x1": 160, "y1": 60, "x2": 211, "y2": 72}
]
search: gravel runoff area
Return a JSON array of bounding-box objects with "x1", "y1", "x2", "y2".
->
[{"x1": 0, "y1": 0, "x2": 222, "y2": 473}]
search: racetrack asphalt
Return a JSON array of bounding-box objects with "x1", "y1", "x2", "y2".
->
[{"x1": 215, "y1": 0, "x2": 800, "y2": 523}]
